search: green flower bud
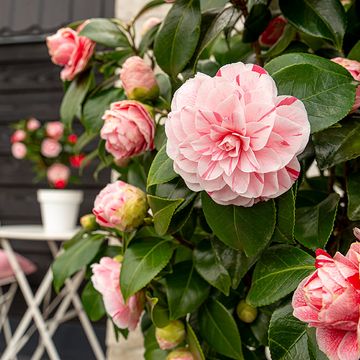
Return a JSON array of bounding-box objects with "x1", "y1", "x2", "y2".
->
[
  {"x1": 80, "y1": 214, "x2": 98, "y2": 231},
  {"x1": 155, "y1": 320, "x2": 186, "y2": 350},
  {"x1": 166, "y1": 348, "x2": 194, "y2": 360},
  {"x1": 236, "y1": 300, "x2": 258, "y2": 323}
]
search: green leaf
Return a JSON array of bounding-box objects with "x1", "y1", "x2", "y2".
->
[
  {"x1": 154, "y1": 0, "x2": 201, "y2": 77},
  {"x1": 202, "y1": 193, "x2": 276, "y2": 257},
  {"x1": 243, "y1": 2, "x2": 271, "y2": 43},
  {"x1": 52, "y1": 234, "x2": 104, "y2": 292},
  {"x1": 147, "y1": 294, "x2": 170, "y2": 328},
  {"x1": 60, "y1": 71, "x2": 93, "y2": 130},
  {"x1": 187, "y1": 323, "x2": 205, "y2": 360},
  {"x1": 120, "y1": 238, "x2": 175, "y2": 301},
  {"x1": 147, "y1": 145, "x2": 178, "y2": 188},
  {"x1": 307, "y1": 328, "x2": 328, "y2": 360},
  {"x1": 199, "y1": 299, "x2": 243, "y2": 360},
  {"x1": 295, "y1": 193, "x2": 340, "y2": 250},
  {"x1": 272, "y1": 188, "x2": 296, "y2": 244},
  {"x1": 347, "y1": 172, "x2": 360, "y2": 221},
  {"x1": 264, "y1": 24, "x2": 297, "y2": 59},
  {"x1": 247, "y1": 245, "x2": 314, "y2": 306},
  {"x1": 265, "y1": 53, "x2": 356, "y2": 133},
  {"x1": 313, "y1": 118, "x2": 360, "y2": 169},
  {"x1": 82, "y1": 87, "x2": 125, "y2": 133},
  {"x1": 147, "y1": 195, "x2": 184, "y2": 236},
  {"x1": 166, "y1": 262, "x2": 210, "y2": 319},
  {"x1": 279, "y1": 0, "x2": 346, "y2": 49},
  {"x1": 81, "y1": 281, "x2": 106, "y2": 321},
  {"x1": 79, "y1": 18, "x2": 130, "y2": 48},
  {"x1": 201, "y1": 0, "x2": 227, "y2": 10},
  {"x1": 268, "y1": 303, "x2": 310, "y2": 360},
  {"x1": 348, "y1": 40, "x2": 360, "y2": 61},
  {"x1": 193, "y1": 239, "x2": 231, "y2": 295}
]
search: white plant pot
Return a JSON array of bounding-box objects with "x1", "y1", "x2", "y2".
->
[{"x1": 37, "y1": 189, "x2": 84, "y2": 233}]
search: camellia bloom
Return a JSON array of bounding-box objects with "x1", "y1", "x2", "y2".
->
[
  {"x1": 69, "y1": 154, "x2": 85, "y2": 168},
  {"x1": 41, "y1": 138, "x2": 62, "y2": 158},
  {"x1": 120, "y1": 56, "x2": 159, "y2": 101},
  {"x1": 47, "y1": 163, "x2": 70, "y2": 189},
  {"x1": 331, "y1": 57, "x2": 360, "y2": 112},
  {"x1": 11, "y1": 129, "x2": 26, "y2": 143},
  {"x1": 46, "y1": 25, "x2": 95, "y2": 81},
  {"x1": 45, "y1": 121, "x2": 64, "y2": 140},
  {"x1": 93, "y1": 180, "x2": 148, "y2": 232},
  {"x1": 167, "y1": 349, "x2": 194, "y2": 360},
  {"x1": 27, "y1": 118, "x2": 41, "y2": 131},
  {"x1": 91, "y1": 257, "x2": 144, "y2": 331},
  {"x1": 11, "y1": 142, "x2": 27, "y2": 159},
  {"x1": 155, "y1": 320, "x2": 186, "y2": 350},
  {"x1": 165, "y1": 62, "x2": 310, "y2": 206},
  {"x1": 101, "y1": 100, "x2": 155, "y2": 162},
  {"x1": 292, "y1": 230, "x2": 360, "y2": 360},
  {"x1": 259, "y1": 16, "x2": 287, "y2": 47}
]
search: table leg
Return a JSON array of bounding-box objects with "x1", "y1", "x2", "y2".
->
[{"x1": 0, "y1": 239, "x2": 60, "y2": 360}]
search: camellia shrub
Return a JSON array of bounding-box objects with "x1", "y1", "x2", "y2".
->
[{"x1": 50, "y1": 0, "x2": 360, "y2": 359}]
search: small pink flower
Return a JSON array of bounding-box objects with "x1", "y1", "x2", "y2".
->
[
  {"x1": 331, "y1": 57, "x2": 360, "y2": 112},
  {"x1": 11, "y1": 129, "x2": 26, "y2": 143},
  {"x1": 47, "y1": 163, "x2": 70, "y2": 188},
  {"x1": 46, "y1": 25, "x2": 95, "y2": 81},
  {"x1": 292, "y1": 238, "x2": 360, "y2": 360},
  {"x1": 45, "y1": 121, "x2": 64, "y2": 140},
  {"x1": 41, "y1": 138, "x2": 62, "y2": 158},
  {"x1": 101, "y1": 100, "x2": 155, "y2": 162},
  {"x1": 141, "y1": 17, "x2": 161, "y2": 35},
  {"x1": 69, "y1": 154, "x2": 85, "y2": 168},
  {"x1": 93, "y1": 181, "x2": 148, "y2": 232},
  {"x1": 91, "y1": 257, "x2": 144, "y2": 331},
  {"x1": 67, "y1": 133, "x2": 78, "y2": 144},
  {"x1": 165, "y1": 62, "x2": 310, "y2": 207},
  {"x1": 11, "y1": 142, "x2": 27, "y2": 159},
  {"x1": 259, "y1": 16, "x2": 287, "y2": 47},
  {"x1": 27, "y1": 118, "x2": 41, "y2": 131},
  {"x1": 120, "y1": 56, "x2": 159, "y2": 101}
]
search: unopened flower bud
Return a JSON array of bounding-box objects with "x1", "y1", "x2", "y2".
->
[
  {"x1": 236, "y1": 300, "x2": 258, "y2": 323},
  {"x1": 166, "y1": 348, "x2": 194, "y2": 360},
  {"x1": 354, "y1": 227, "x2": 360, "y2": 241},
  {"x1": 113, "y1": 255, "x2": 124, "y2": 263},
  {"x1": 155, "y1": 320, "x2": 186, "y2": 350},
  {"x1": 80, "y1": 214, "x2": 98, "y2": 231}
]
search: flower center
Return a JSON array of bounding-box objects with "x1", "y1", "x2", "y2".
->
[{"x1": 218, "y1": 134, "x2": 239, "y2": 151}]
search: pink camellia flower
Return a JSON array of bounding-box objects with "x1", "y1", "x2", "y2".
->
[
  {"x1": 167, "y1": 349, "x2": 194, "y2": 360},
  {"x1": 11, "y1": 142, "x2": 27, "y2": 159},
  {"x1": 292, "y1": 230, "x2": 360, "y2": 360},
  {"x1": 93, "y1": 181, "x2": 148, "y2": 232},
  {"x1": 120, "y1": 56, "x2": 159, "y2": 101},
  {"x1": 91, "y1": 257, "x2": 144, "y2": 331},
  {"x1": 11, "y1": 129, "x2": 26, "y2": 143},
  {"x1": 165, "y1": 62, "x2": 310, "y2": 206},
  {"x1": 141, "y1": 17, "x2": 161, "y2": 35},
  {"x1": 45, "y1": 121, "x2": 64, "y2": 140},
  {"x1": 331, "y1": 57, "x2": 360, "y2": 112},
  {"x1": 47, "y1": 163, "x2": 70, "y2": 189},
  {"x1": 27, "y1": 118, "x2": 41, "y2": 131},
  {"x1": 101, "y1": 100, "x2": 155, "y2": 161},
  {"x1": 259, "y1": 16, "x2": 287, "y2": 48},
  {"x1": 41, "y1": 138, "x2": 62, "y2": 158},
  {"x1": 46, "y1": 26, "x2": 95, "y2": 81}
]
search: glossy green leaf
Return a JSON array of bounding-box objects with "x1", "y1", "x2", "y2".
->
[
  {"x1": 247, "y1": 245, "x2": 314, "y2": 306},
  {"x1": 193, "y1": 239, "x2": 231, "y2": 295},
  {"x1": 154, "y1": 0, "x2": 201, "y2": 77},
  {"x1": 199, "y1": 299, "x2": 243, "y2": 360},
  {"x1": 147, "y1": 294, "x2": 170, "y2": 328},
  {"x1": 265, "y1": 53, "x2": 356, "y2": 133},
  {"x1": 295, "y1": 193, "x2": 340, "y2": 250},
  {"x1": 82, "y1": 87, "x2": 124, "y2": 133},
  {"x1": 307, "y1": 328, "x2": 328, "y2": 360},
  {"x1": 187, "y1": 323, "x2": 205, "y2": 360},
  {"x1": 313, "y1": 118, "x2": 360, "y2": 169},
  {"x1": 147, "y1": 195, "x2": 184, "y2": 235},
  {"x1": 81, "y1": 281, "x2": 106, "y2": 321},
  {"x1": 243, "y1": 2, "x2": 271, "y2": 43},
  {"x1": 269, "y1": 304, "x2": 310, "y2": 360},
  {"x1": 120, "y1": 238, "x2": 175, "y2": 301},
  {"x1": 347, "y1": 172, "x2": 360, "y2": 221},
  {"x1": 264, "y1": 24, "x2": 297, "y2": 59},
  {"x1": 52, "y1": 233, "x2": 105, "y2": 292},
  {"x1": 348, "y1": 40, "x2": 360, "y2": 61},
  {"x1": 147, "y1": 145, "x2": 178, "y2": 188},
  {"x1": 201, "y1": 0, "x2": 227, "y2": 10},
  {"x1": 202, "y1": 193, "x2": 276, "y2": 257},
  {"x1": 166, "y1": 262, "x2": 210, "y2": 319},
  {"x1": 79, "y1": 18, "x2": 130, "y2": 48},
  {"x1": 279, "y1": 0, "x2": 346, "y2": 49}
]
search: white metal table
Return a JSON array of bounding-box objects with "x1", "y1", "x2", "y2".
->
[{"x1": 0, "y1": 225, "x2": 106, "y2": 360}]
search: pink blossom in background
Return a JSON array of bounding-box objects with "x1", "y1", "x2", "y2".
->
[
  {"x1": 46, "y1": 25, "x2": 95, "y2": 81},
  {"x1": 27, "y1": 118, "x2": 41, "y2": 131},
  {"x1": 331, "y1": 57, "x2": 360, "y2": 112},
  {"x1": 165, "y1": 62, "x2": 310, "y2": 207},
  {"x1": 45, "y1": 121, "x2": 64, "y2": 140},
  {"x1": 120, "y1": 56, "x2": 159, "y2": 100},
  {"x1": 101, "y1": 100, "x2": 155, "y2": 162},
  {"x1": 41, "y1": 138, "x2": 62, "y2": 158},
  {"x1": 11, "y1": 142, "x2": 27, "y2": 159},
  {"x1": 67, "y1": 133, "x2": 78, "y2": 144},
  {"x1": 141, "y1": 17, "x2": 161, "y2": 35},
  {"x1": 292, "y1": 230, "x2": 360, "y2": 360},
  {"x1": 91, "y1": 257, "x2": 144, "y2": 331},
  {"x1": 47, "y1": 163, "x2": 70, "y2": 188},
  {"x1": 259, "y1": 16, "x2": 287, "y2": 47},
  {"x1": 11, "y1": 129, "x2": 26, "y2": 143}
]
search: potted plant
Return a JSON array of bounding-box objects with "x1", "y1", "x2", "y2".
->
[{"x1": 10, "y1": 118, "x2": 85, "y2": 232}]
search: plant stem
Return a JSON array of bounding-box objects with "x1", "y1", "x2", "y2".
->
[{"x1": 173, "y1": 235, "x2": 194, "y2": 250}]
